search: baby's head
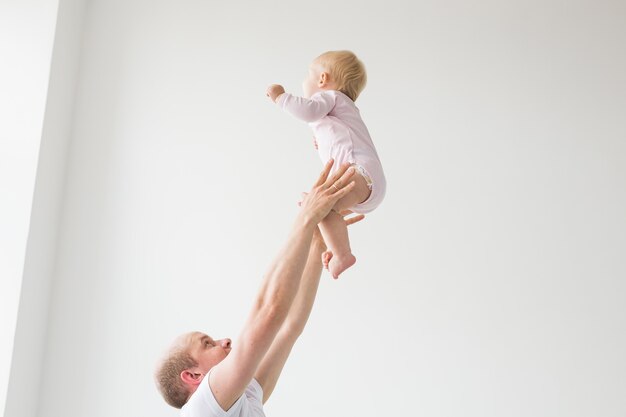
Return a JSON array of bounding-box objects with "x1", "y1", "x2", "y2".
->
[{"x1": 303, "y1": 50, "x2": 367, "y2": 101}]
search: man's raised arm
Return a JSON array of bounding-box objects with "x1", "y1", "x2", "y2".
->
[
  {"x1": 254, "y1": 210, "x2": 364, "y2": 403},
  {"x1": 208, "y1": 160, "x2": 356, "y2": 411}
]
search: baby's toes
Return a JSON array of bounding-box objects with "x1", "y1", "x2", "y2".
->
[{"x1": 322, "y1": 251, "x2": 333, "y2": 269}]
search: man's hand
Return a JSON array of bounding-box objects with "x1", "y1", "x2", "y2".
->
[
  {"x1": 303, "y1": 206, "x2": 364, "y2": 251},
  {"x1": 266, "y1": 84, "x2": 285, "y2": 102},
  {"x1": 297, "y1": 160, "x2": 356, "y2": 227}
]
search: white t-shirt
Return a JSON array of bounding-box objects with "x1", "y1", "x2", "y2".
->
[{"x1": 181, "y1": 374, "x2": 265, "y2": 417}]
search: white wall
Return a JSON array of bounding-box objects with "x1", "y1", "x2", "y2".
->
[
  {"x1": 24, "y1": 1, "x2": 626, "y2": 417},
  {"x1": 0, "y1": 0, "x2": 59, "y2": 413},
  {"x1": 4, "y1": 1, "x2": 86, "y2": 417}
]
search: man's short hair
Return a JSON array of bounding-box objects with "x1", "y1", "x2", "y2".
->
[
  {"x1": 316, "y1": 50, "x2": 367, "y2": 101},
  {"x1": 154, "y1": 347, "x2": 197, "y2": 409}
]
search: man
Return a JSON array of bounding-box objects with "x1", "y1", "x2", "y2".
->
[{"x1": 155, "y1": 161, "x2": 361, "y2": 416}]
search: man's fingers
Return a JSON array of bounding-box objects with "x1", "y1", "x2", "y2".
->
[
  {"x1": 297, "y1": 192, "x2": 308, "y2": 206},
  {"x1": 314, "y1": 159, "x2": 335, "y2": 187},
  {"x1": 345, "y1": 213, "x2": 365, "y2": 226},
  {"x1": 327, "y1": 165, "x2": 355, "y2": 192},
  {"x1": 324, "y1": 162, "x2": 353, "y2": 188},
  {"x1": 331, "y1": 181, "x2": 356, "y2": 200}
]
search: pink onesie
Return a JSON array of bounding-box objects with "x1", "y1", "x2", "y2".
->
[{"x1": 277, "y1": 90, "x2": 386, "y2": 214}]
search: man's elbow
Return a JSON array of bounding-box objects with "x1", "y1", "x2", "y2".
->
[
  {"x1": 281, "y1": 320, "x2": 305, "y2": 339},
  {"x1": 256, "y1": 299, "x2": 290, "y2": 328}
]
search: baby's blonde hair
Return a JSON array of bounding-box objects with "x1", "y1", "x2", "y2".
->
[{"x1": 316, "y1": 50, "x2": 367, "y2": 101}]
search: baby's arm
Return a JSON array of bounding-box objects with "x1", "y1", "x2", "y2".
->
[
  {"x1": 266, "y1": 84, "x2": 336, "y2": 123},
  {"x1": 278, "y1": 92, "x2": 336, "y2": 122}
]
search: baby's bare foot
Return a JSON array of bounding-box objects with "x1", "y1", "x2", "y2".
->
[
  {"x1": 322, "y1": 251, "x2": 333, "y2": 270},
  {"x1": 328, "y1": 253, "x2": 356, "y2": 279}
]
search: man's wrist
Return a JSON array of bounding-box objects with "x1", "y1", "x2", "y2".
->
[
  {"x1": 293, "y1": 212, "x2": 317, "y2": 236},
  {"x1": 311, "y1": 225, "x2": 328, "y2": 250},
  {"x1": 310, "y1": 236, "x2": 326, "y2": 253}
]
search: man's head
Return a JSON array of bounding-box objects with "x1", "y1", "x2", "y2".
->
[
  {"x1": 154, "y1": 331, "x2": 232, "y2": 409},
  {"x1": 302, "y1": 50, "x2": 367, "y2": 101}
]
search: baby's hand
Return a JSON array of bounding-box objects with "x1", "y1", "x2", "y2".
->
[{"x1": 266, "y1": 84, "x2": 285, "y2": 103}]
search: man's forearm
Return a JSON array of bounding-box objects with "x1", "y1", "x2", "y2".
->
[
  {"x1": 211, "y1": 216, "x2": 318, "y2": 409},
  {"x1": 209, "y1": 160, "x2": 355, "y2": 411},
  {"x1": 253, "y1": 238, "x2": 326, "y2": 403},
  {"x1": 254, "y1": 216, "x2": 318, "y2": 325},
  {"x1": 281, "y1": 240, "x2": 325, "y2": 335}
]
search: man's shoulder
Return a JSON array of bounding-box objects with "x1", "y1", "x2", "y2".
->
[{"x1": 181, "y1": 377, "x2": 264, "y2": 417}]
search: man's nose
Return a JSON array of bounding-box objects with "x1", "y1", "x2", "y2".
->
[{"x1": 219, "y1": 338, "x2": 232, "y2": 348}]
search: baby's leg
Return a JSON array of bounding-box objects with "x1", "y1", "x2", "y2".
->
[
  {"x1": 319, "y1": 170, "x2": 371, "y2": 278},
  {"x1": 319, "y1": 211, "x2": 355, "y2": 278}
]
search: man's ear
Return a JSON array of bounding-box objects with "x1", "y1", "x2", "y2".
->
[
  {"x1": 318, "y1": 72, "x2": 330, "y2": 87},
  {"x1": 180, "y1": 369, "x2": 204, "y2": 387}
]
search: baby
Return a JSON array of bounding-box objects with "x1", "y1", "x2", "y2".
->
[{"x1": 266, "y1": 50, "x2": 386, "y2": 279}]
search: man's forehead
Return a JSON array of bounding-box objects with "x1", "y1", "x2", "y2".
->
[{"x1": 174, "y1": 331, "x2": 208, "y2": 348}]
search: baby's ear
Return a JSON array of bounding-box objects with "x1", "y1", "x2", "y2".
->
[{"x1": 318, "y1": 72, "x2": 330, "y2": 87}]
